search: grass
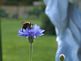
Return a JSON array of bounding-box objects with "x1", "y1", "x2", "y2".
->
[{"x1": 1, "y1": 18, "x2": 57, "y2": 61}]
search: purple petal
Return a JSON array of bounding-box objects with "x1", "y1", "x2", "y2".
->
[{"x1": 18, "y1": 24, "x2": 45, "y2": 38}]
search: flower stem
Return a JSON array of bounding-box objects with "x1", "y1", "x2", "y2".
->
[
  {"x1": 29, "y1": 43, "x2": 33, "y2": 61},
  {"x1": 28, "y1": 36, "x2": 34, "y2": 61}
]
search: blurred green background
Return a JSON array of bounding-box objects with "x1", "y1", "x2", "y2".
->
[
  {"x1": 1, "y1": 0, "x2": 57, "y2": 61},
  {"x1": 1, "y1": 18, "x2": 57, "y2": 61}
]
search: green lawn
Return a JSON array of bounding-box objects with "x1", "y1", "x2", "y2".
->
[{"x1": 1, "y1": 18, "x2": 57, "y2": 61}]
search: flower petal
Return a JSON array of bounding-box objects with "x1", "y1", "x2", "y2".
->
[{"x1": 18, "y1": 24, "x2": 45, "y2": 38}]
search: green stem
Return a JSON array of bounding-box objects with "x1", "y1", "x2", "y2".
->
[
  {"x1": 29, "y1": 43, "x2": 33, "y2": 61},
  {"x1": 28, "y1": 36, "x2": 33, "y2": 61}
]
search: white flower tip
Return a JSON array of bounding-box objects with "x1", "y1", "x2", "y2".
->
[
  {"x1": 42, "y1": 30, "x2": 45, "y2": 32},
  {"x1": 34, "y1": 36, "x2": 36, "y2": 38}
]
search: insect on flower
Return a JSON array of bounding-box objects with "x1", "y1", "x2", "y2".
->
[
  {"x1": 18, "y1": 21, "x2": 45, "y2": 39},
  {"x1": 22, "y1": 21, "x2": 32, "y2": 29}
]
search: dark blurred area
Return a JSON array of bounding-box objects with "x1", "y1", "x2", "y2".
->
[
  {"x1": 1, "y1": 0, "x2": 42, "y2": 5},
  {"x1": 0, "y1": 0, "x2": 44, "y2": 18}
]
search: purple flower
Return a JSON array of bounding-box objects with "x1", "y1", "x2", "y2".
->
[{"x1": 18, "y1": 24, "x2": 45, "y2": 38}]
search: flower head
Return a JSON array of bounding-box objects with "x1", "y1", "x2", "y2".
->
[{"x1": 18, "y1": 24, "x2": 45, "y2": 38}]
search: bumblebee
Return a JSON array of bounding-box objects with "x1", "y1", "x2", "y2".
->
[{"x1": 22, "y1": 21, "x2": 32, "y2": 29}]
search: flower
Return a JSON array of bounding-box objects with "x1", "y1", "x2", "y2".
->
[
  {"x1": 18, "y1": 23, "x2": 44, "y2": 61},
  {"x1": 18, "y1": 24, "x2": 45, "y2": 38}
]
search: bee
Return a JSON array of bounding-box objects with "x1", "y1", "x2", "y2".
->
[{"x1": 22, "y1": 21, "x2": 32, "y2": 29}]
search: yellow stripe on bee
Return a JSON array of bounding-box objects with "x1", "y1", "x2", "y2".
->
[{"x1": 24, "y1": 21, "x2": 31, "y2": 24}]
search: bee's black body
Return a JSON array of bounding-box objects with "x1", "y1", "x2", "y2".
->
[{"x1": 22, "y1": 22, "x2": 32, "y2": 29}]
